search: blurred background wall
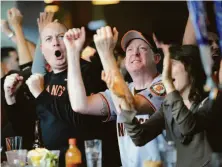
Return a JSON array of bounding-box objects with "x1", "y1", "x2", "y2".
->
[{"x1": 1, "y1": 1, "x2": 217, "y2": 48}]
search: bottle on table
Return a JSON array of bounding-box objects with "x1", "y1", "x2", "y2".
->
[
  {"x1": 66, "y1": 138, "x2": 82, "y2": 167},
  {"x1": 32, "y1": 120, "x2": 44, "y2": 149}
]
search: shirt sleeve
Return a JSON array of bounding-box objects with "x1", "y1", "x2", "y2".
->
[
  {"x1": 119, "y1": 107, "x2": 165, "y2": 147},
  {"x1": 164, "y1": 90, "x2": 222, "y2": 136},
  {"x1": 31, "y1": 39, "x2": 46, "y2": 75},
  {"x1": 99, "y1": 90, "x2": 117, "y2": 122}
]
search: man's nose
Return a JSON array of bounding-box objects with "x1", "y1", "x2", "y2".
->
[
  {"x1": 133, "y1": 48, "x2": 140, "y2": 56},
  {"x1": 53, "y1": 38, "x2": 60, "y2": 47}
]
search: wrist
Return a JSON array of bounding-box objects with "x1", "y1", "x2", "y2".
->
[
  {"x1": 164, "y1": 82, "x2": 176, "y2": 94},
  {"x1": 97, "y1": 50, "x2": 113, "y2": 58},
  {"x1": 12, "y1": 24, "x2": 22, "y2": 31},
  {"x1": 67, "y1": 49, "x2": 81, "y2": 59},
  {"x1": 33, "y1": 89, "x2": 43, "y2": 98},
  {"x1": 5, "y1": 95, "x2": 16, "y2": 105}
]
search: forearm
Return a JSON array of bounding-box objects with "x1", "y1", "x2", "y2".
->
[
  {"x1": 26, "y1": 40, "x2": 36, "y2": 57},
  {"x1": 120, "y1": 109, "x2": 164, "y2": 146},
  {"x1": 5, "y1": 95, "x2": 16, "y2": 105},
  {"x1": 13, "y1": 24, "x2": 32, "y2": 65},
  {"x1": 164, "y1": 82, "x2": 176, "y2": 94},
  {"x1": 100, "y1": 51, "x2": 135, "y2": 107},
  {"x1": 67, "y1": 50, "x2": 88, "y2": 113},
  {"x1": 98, "y1": 51, "x2": 119, "y2": 73},
  {"x1": 4, "y1": 29, "x2": 36, "y2": 56},
  {"x1": 32, "y1": 39, "x2": 46, "y2": 75},
  {"x1": 167, "y1": 91, "x2": 204, "y2": 135},
  {"x1": 182, "y1": 14, "x2": 197, "y2": 45}
]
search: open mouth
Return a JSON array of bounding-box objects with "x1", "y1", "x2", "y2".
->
[
  {"x1": 55, "y1": 50, "x2": 64, "y2": 60},
  {"x1": 55, "y1": 50, "x2": 61, "y2": 57}
]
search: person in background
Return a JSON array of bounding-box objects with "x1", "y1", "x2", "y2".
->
[
  {"x1": 183, "y1": 14, "x2": 221, "y2": 82},
  {"x1": 1, "y1": 18, "x2": 35, "y2": 58},
  {"x1": 1, "y1": 8, "x2": 37, "y2": 155},
  {"x1": 64, "y1": 26, "x2": 166, "y2": 167},
  {"x1": 1, "y1": 47, "x2": 20, "y2": 76},
  {"x1": 105, "y1": 44, "x2": 222, "y2": 167}
]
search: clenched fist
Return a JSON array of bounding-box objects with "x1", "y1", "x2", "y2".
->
[
  {"x1": 4, "y1": 73, "x2": 23, "y2": 105},
  {"x1": 64, "y1": 27, "x2": 86, "y2": 54},
  {"x1": 93, "y1": 26, "x2": 118, "y2": 56},
  {"x1": 7, "y1": 8, "x2": 23, "y2": 28},
  {"x1": 26, "y1": 74, "x2": 44, "y2": 98}
]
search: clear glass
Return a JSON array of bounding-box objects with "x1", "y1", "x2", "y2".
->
[
  {"x1": 85, "y1": 139, "x2": 102, "y2": 167},
  {"x1": 164, "y1": 141, "x2": 177, "y2": 167},
  {"x1": 5, "y1": 149, "x2": 27, "y2": 166},
  {"x1": 5, "y1": 136, "x2": 22, "y2": 151}
]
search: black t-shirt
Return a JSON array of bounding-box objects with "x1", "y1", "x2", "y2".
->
[{"x1": 36, "y1": 59, "x2": 120, "y2": 166}]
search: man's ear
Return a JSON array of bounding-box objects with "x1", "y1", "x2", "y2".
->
[{"x1": 154, "y1": 53, "x2": 161, "y2": 64}]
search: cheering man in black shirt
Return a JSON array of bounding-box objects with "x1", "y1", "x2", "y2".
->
[{"x1": 4, "y1": 20, "x2": 120, "y2": 166}]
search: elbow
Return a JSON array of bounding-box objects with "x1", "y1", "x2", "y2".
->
[
  {"x1": 132, "y1": 138, "x2": 148, "y2": 147},
  {"x1": 70, "y1": 103, "x2": 87, "y2": 114},
  {"x1": 178, "y1": 125, "x2": 196, "y2": 136}
]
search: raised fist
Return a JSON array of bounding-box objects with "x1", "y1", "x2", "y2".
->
[
  {"x1": 7, "y1": 8, "x2": 23, "y2": 27},
  {"x1": 37, "y1": 12, "x2": 54, "y2": 33},
  {"x1": 26, "y1": 74, "x2": 44, "y2": 98},
  {"x1": 93, "y1": 26, "x2": 118, "y2": 55},
  {"x1": 4, "y1": 73, "x2": 23, "y2": 105},
  {"x1": 64, "y1": 27, "x2": 86, "y2": 53}
]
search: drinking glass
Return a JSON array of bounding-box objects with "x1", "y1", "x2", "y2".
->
[{"x1": 85, "y1": 139, "x2": 102, "y2": 167}]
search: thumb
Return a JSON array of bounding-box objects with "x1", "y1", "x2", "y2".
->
[{"x1": 113, "y1": 27, "x2": 119, "y2": 42}]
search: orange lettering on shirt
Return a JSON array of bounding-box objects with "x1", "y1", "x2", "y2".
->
[{"x1": 51, "y1": 85, "x2": 58, "y2": 96}]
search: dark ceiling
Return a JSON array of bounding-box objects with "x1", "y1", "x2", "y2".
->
[{"x1": 16, "y1": 1, "x2": 217, "y2": 45}]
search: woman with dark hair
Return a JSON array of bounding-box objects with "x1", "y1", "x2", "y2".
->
[{"x1": 102, "y1": 45, "x2": 222, "y2": 167}]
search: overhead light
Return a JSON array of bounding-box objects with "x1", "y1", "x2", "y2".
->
[
  {"x1": 88, "y1": 20, "x2": 107, "y2": 31},
  {"x1": 45, "y1": 5, "x2": 59, "y2": 13},
  {"x1": 44, "y1": 0, "x2": 54, "y2": 4},
  {"x1": 92, "y1": 0, "x2": 120, "y2": 5}
]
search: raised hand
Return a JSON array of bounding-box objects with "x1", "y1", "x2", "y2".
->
[
  {"x1": 37, "y1": 12, "x2": 54, "y2": 33},
  {"x1": 93, "y1": 26, "x2": 118, "y2": 55},
  {"x1": 26, "y1": 74, "x2": 44, "y2": 98},
  {"x1": 4, "y1": 73, "x2": 23, "y2": 105},
  {"x1": 161, "y1": 44, "x2": 172, "y2": 83},
  {"x1": 63, "y1": 27, "x2": 86, "y2": 53},
  {"x1": 7, "y1": 8, "x2": 23, "y2": 28},
  {"x1": 161, "y1": 44, "x2": 175, "y2": 94}
]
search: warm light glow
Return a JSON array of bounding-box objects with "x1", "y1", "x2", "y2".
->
[
  {"x1": 44, "y1": 0, "x2": 54, "y2": 4},
  {"x1": 92, "y1": 0, "x2": 120, "y2": 5},
  {"x1": 45, "y1": 5, "x2": 59, "y2": 13}
]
